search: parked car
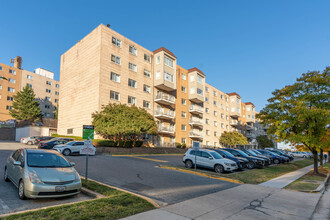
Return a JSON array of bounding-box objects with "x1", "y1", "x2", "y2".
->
[
  {"x1": 183, "y1": 149, "x2": 238, "y2": 173},
  {"x1": 222, "y1": 148, "x2": 265, "y2": 169},
  {"x1": 38, "y1": 138, "x2": 75, "y2": 149},
  {"x1": 54, "y1": 141, "x2": 96, "y2": 156},
  {"x1": 20, "y1": 136, "x2": 40, "y2": 145},
  {"x1": 254, "y1": 150, "x2": 286, "y2": 164},
  {"x1": 4, "y1": 148, "x2": 81, "y2": 199},
  {"x1": 284, "y1": 151, "x2": 294, "y2": 157},
  {"x1": 34, "y1": 136, "x2": 54, "y2": 144},
  {"x1": 209, "y1": 148, "x2": 249, "y2": 170},
  {"x1": 241, "y1": 149, "x2": 272, "y2": 166},
  {"x1": 291, "y1": 152, "x2": 311, "y2": 158},
  {"x1": 269, "y1": 150, "x2": 294, "y2": 161}
]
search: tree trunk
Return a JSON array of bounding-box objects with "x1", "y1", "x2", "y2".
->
[
  {"x1": 313, "y1": 150, "x2": 319, "y2": 174},
  {"x1": 328, "y1": 151, "x2": 330, "y2": 163},
  {"x1": 320, "y1": 149, "x2": 323, "y2": 168}
]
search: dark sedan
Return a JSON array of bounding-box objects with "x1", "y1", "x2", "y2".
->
[
  {"x1": 255, "y1": 150, "x2": 286, "y2": 164},
  {"x1": 269, "y1": 150, "x2": 294, "y2": 161},
  {"x1": 38, "y1": 138, "x2": 75, "y2": 149},
  {"x1": 242, "y1": 149, "x2": 272, "y2": 166},
  {"x1": 222, "y1": 148, "x2": 265, "y2": 169},
  {"x1": 34, "y1": 136, "x2": 54, "y2": 144}
]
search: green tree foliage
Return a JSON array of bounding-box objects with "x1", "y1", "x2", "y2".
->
[
  {"x1": 9, "y1": 85, "x2": 42, "y2": 122},
  {"x1": 92, "y1": 103, "x2": 157, "y2": 146},
  {"x1": 257, "y1": 68, "x2": 330, "y2": 174},
  {"x1": 219, "y1": 131, "x2": 248, "y2": 147},
  {"x1": 0, "y1": 76, "x2": 8, "y2": 80},
  {"x1": 256, "y1": 135, "x2": 274, "y2": 149}
]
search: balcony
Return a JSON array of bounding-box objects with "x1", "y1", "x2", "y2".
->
[
  {"x1": 189, "y1": 118, "x2": 204, "y2": 127},
  {"x1": 154, "y1": 92, "x2": 175, "y2": 105},
  {"x1": 158, "y1": 125, "x2": 175, "y2": 135},
  {"x1": 189, "y1": 131, "x2": 203, "y2": 139},
  {"x1": 154, "y1": 109, "x2": 175, "y2": 120},
  {"x1": 230, "y1": 111, "x2": 240, "y2": 118},
  {"x1": 189, "y1": 105, "x2": 204, "y2": 115}
]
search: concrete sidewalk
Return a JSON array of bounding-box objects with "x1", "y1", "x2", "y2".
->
[{"x1": 124, "y1": 184, "x2": 322, "y2": 220}]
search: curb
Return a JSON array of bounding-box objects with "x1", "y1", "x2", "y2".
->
[
  {"x1": 110, "y1": 154, "x2": 183, "y2": 157},
  {"x1": 81, "y1": 186, "x2": 105, "y2": 198},
  {"x1": 159, "y1": 166, "x2": 243, "y2": 184},
  {"x1": 313, "y1": 173, "x2": 330, "y2": 193}
]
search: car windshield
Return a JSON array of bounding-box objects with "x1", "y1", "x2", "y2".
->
[
  {"x1": 236, "y1": 150, "x2": 249, "y2": 157},
  {"x1": 253, "y1": 150, "x2": 261, "y2": 155},
  {"x1": 66, "y1": 141, "x2": 76, "y2": 145},
  {"x1": 210, "y1": 152, "x2": 223, "y2": 159},
  {"x1": 247, "y1": 150, "x2": 258, "y2": 156},
  {"x1": 27, "y1": 152, "x2": 71, "y2": 168},
  {"x1": 219, "y1": 150, "x2": 234, "y2": 157}
]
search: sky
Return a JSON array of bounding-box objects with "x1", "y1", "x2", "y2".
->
[{"x1": 1, "y1": 0, "x2": 329, "y2": 111}]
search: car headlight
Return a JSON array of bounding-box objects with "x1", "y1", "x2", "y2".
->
[
  {"x1": 29, "y1": 171, "x2": 43, "y2": 184},
  {"x1": 224, "y1": 162, "x2": 231, "y2": 166},
  {"x1": 253, "y1": 159, "x2": 258, "y2": 162},
  {"x1": 74, "y1": 172, "x2": 81, "y2": 182}
]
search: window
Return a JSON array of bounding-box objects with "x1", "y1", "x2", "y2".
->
[
  {"x1": 156, "y1": 71, "x2": 161, "y2": 80},
  {"x1": 181, "y1": 111, "x2": 186, "y2": 118},
  {"x1": 143, "y1": 100, "x2": 150, "y2": 109},
  {"x1": 110, "y1": 91, "x2": 120, "y2": 101},
  {"x1": 128, "y1": 79, "x2": 137, "y2": 88},
  {"x1": 27, "y1": 75, "x2": 33, "y2": 80},
  {"x1": 226, "y1": 106, "x2": 229, "y2": 111},
  {"x1": 67, "y1": 128, "x2": 73, "y2": 134},
  {"x1": 0, "y1": 66, "x2": 2, "y2": 71},
  {"x1": 214, "y1": 131, "x2": 217, "y2": 137},
  {"x1": 205, "y1": 119, "x2": 209, "y2": 124},
  {"x1": 6, "y1": 106, "x2": 12, "y2": 110},
  {"x1": 45, "y1": 97, "x2": 51, "y2": 101},
  {"x1": 248, "y1": 115, "x2": 251, "y2": 119},
  {"x1": 231, "y1": 107, "x2": 235, "y2": 112},
  {"x1": 111, "y1": 72, "x2": 120, "y2": 83},
  {"x1": 220, "y1": 95, "x2": 223, "y2": 99},
  {"x1": 206, "y1": 108, "x2": 209, "y2": 113},
  {"x1": 164, "y1": 72, "x2": 173, "y2": 82},
  {"x1": 197, "y1": 75, "x2": 203, "y2": 84},
  {"x1": 213, "y1": 101, "x2": 217, "y2": 106},
  {"x1": 46, "y1": 81, "x2": 52, "y2": 85},
  {"x1": 144, "y1": 69, "x2": 151, "y2": 78},
  {"x1": 252, "y1": 107, "x2": 255, "y2": 112},
  {"x1": 156, "y1": 56, "x2": 160, "y2": 64},
  {"x1": 181, "y1": 138, "x2": 186, "y2": 144},
  {"x1": 111, "y1": 54, "x2": 121, "y2": 65},
  {"x1": 247, "y1": 107, "x2": 251, "y2": 111},
  {"x1": 45, "y1": 105, "x2": 50, "y2": 109},
  {"x1": 8, "y1": 87, "x2": 15, "y2": 92},
  {"x1": 190, "y1": 75, "x2": 195, "y2": 82},
  {"x1": 214, "y1": 121, "x2": 217, "y2": 127},
  {"x1": 164, "y1": 57, "x2": 173, "y2": 67},
  {"x1": 0, "y1": 85, "x2": 2, "y2": 89},
  {"x1": 213, "y1": 91, "x2": 217, "y2": 96},
  {"x1": 56, "y1": 84, "x2": 59, "y2": 88},
  {"x1": 221, "y1": 104, "x2": 224, "y2": 109},
  {"x1": 221, "y1": 123, "x2": 224, "y2": 128},
  {"x1": 205, "y1": 97, "x2": 209, "y2": 103},
  {"x1": 181, "y1": 124, "x2": 186, "y2": 131},
  {"x1": 237, "y1": 107, "x2": 240, "y2": 113},
  {"x1": 143, "y1": 85, "x2": 151, "y2": 93},
  {"x1": 129, "y1": 46, "x2": 137, "y2": 55},
  {"x1": 27, "y1": 83, "x2": 32, "y2": 88},
  {"x1": 226, "y1": 115, "x2": 229, "y2": 120},
  {"x1": 252, "y1": 115, "x2": 255, "y2": 119},
  {"x1": 144, "y1": 54, "x2": 151, "y2": 63},
  {"x1": 214, "y1": 142, "x2": 218, "y2": 147},
  {"x1": 8, "y1": 78, "x2": 15, "y2": 83},
  {"x1": 112, "y1": 36, "x2": 121, "y2": 47},
  {"x1": 181, "y1": 86, "x2": 186, "y2": 93},
  {"x1": 128, "y1": 96, "x2": 136, "y2": 105},
  {"x1": 55, "y1": 99, "x2": 59, "y2": 103},
  {"x1": 226, "y1": 125, "x2": 229, "y2": 129},
  {"x1": 7, "y1": 96, "x2": 13, "y2": 101},
  {"x1": 226, "y1": 97, "x2": 228, "y2": 102},
  {"x1": 205, "y1": 86, "x2": 209, "y2": 92},
  {"x1": 214, "y1": 111, "x2": 217, "y2": 116},
  {"x1": 221, "y1": 113, "x2": 224, "y2": 119},
  {"x1": 55, "y1": 91, "x2": 59, "y2": 95},
  {"x1": 206, "y1": 130, "x2": 210, "y2": 135},
  {"x1": 181, "y1": 99, "x2": 186, "y2": 105},
  {"x1": 9, "y1": 69, "x2": 16, "y2": 75},
  {"x1": 46, "y1": 89, "x2": 51, "y2": 93},
  {"x1": 231, "y1": 98, "x2": 235, "y2": 103},
  {"x1": 197, "y1": 88, "x2": 203, "y2": 95},
  {"x1": 181, "y1": 73, "x2": 186, "y2": 80},
  {"x1": 190, "y1": 87, "x2": 195, "y2": 94},
  {"x1": 128, "y1": 62, "x2": 137, "y2": 72},
  {"x1": 237, "y1": 98, "x2": 240, "y2": 104}
]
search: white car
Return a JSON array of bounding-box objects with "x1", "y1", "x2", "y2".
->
[
  {"x1": 53, "y1": 141, "x2": 96, "y2": 156},
  {"x1": 20, "y1": 136, "x2": 39, "y2": 145},
  {"x1": 183, "y1": 149, "x2": 238, "y2": 173},
  {"x1": 291, "y1": 152, "x2": 311, "y2": 158}
]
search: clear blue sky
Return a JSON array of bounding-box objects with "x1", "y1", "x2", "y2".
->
[{"x1": 1, "y1": 0, "x2": 329, "y2": 111}]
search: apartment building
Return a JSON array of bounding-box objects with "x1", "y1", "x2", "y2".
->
[
  {"x1": 58, "y1": 24, "x2": 258, "y2": 147},
  {"x1": 0, "y1": 57, "x2": 59, "y2": 121}
]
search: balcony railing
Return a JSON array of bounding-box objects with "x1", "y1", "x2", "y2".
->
[
  {"x1": 189, "y1": 118, "x2": 204, "y2": 127},
  {"x1": 189, "y1": 105, "x2": 204, "y2": 114},
  {"x1": 158, "y1": 125, "x2": 175, "y2": 134},
  {"x1": 230, "y1": 120, "x2": 238, "y2": 126},
  {"x1": 154, "y1": 109, "x2": 175, "y2": 119},
  {"x1": 154, "y1": 92, "x2": 175, "y2": 105},
  {"x1": 189, "y1": 131, "x2": 203, "y2": 139}
]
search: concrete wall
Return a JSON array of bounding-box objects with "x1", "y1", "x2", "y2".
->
[
  {"x1": 15, "y1": 126, "x2": 53, "y2": 142},
  {"x1": 0, "y1": 128, "x2": 15, "y2": 140}
]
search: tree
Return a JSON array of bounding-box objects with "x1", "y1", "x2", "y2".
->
[
  {"x1": 219, "y1": 131, "x2": 248, "y2": 148},
  {"x1": 257, "y1": 68, "x2": 330, "y2": 174},
  {"x1": 0, "y1": 76, "x2": 8, "y2": 80},
  {"x1": 9, "y1": 85, "x2": 42, "y2": 122},
  {"x1": 256, "y1": 135, "x2": 274, "y2": 149},
  {"x1": 92, "y1": 103, "x2": 157, "y2": 146}
]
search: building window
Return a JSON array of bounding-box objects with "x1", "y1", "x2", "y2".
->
[
  {"x1": 197, "y1": 88, "x2": 203, "y2": 95},
  {"x1": 252, "y1": 115, "x2": 255, "y2": 119},
  {"x1": 143, "y1": 85, "x2": 151, "y2": 93},
  {"x1": 214, "y1": 111, "x2": 217, "y2": 116},
  {"x1": 181, "y1": 99, "x2": 186, "y2": 105},
  {"x1": 206, "y1": 130, "x2": 210, "y2": 135},
  {"x1": 27, "y1": 83, "x2": 32, "y2": 88},
  {"x1": 27, "y1": 75, "x2": 33, "y2": 80},
  {"x1": 144, "y1": 69, "x2": 151, "y2": 78},
  {"x1": 0, "y1": 85, "x2": 2, "y2": 89},
  {"x1": 221, "y1": 113, "x2": 224, "y2": 119},
  {"x1": 67, "y1": 128, "x2": 73, "y2": 134},
  {"x1": 248, "y1": 115, "x2": 251, "y2": 119},
  {"x1": 45, "y1": 105, "x2": 50, "y2": 109},
  {"x1": 181, "y1": 124, "x2": 186, "y2": 131},
  {"x1": 181, "y1": 73, "x2": 186, "y2": 80},
  {"x1": 221, "y1": 95, "x2": 223, "y2": 99},
  {"x1": 205, "y1": 86, "x2": 209, "y2": 92},
  {"x1": 221, "y1": 123, "x2": 224, "y2": 128},
  {"x1": 128, "y1": 79, "x2": 137, "y2": 88},
  {"x1": 231, "y1": 107, "x2": 235, "y2": 112},
  {"x1": 237, "y1": 98, "x2": 240, "y2": 104},
  {"x1": 128, "y1": 96, "x2": 136, "y2": 105},
  {"x1": 205, "y1": 97, "x2": 209, "y2": 103},
  {"x1": 252, "y1": 107, "x2": 254, "y2": 112},
  {"x1": 226, "y1": 115, "x2": 229, "y2": 120},
  {"x1": 111, "y1": 54, "x2": 121, "y2": 65},
  {"x1": 156, "y1": 71, "x2": 161, "y2": 80},
  {"x1": 206, "y1": 119, "x2": 209, "y2": 124},
  {"x1": 213, "y1": 101, "x2": 217, "y2": 106},
  {"x1": 8, "y1": 87, "x2": 15, "y2": 92},
  {"x1": 237, "y1": 107, "x2": 240, "y2": 113},
  {"x1": 226, "y1": 97, "x2": 229, "y2": 102},
  {"x1": 55, "y1": 99, "x2": 59, "y2": 103},
  {"x1": 164, "y1": 72, "x2": 173, "y2": 82},
  {"x1": 190, "y1": 75, "x2": 195, "y2": 82},
  {"x1": 190, "y1": 87, "x2": 195, "y2": 94},
  {"x1": 6, "y1": 106, "x2": 12, "y2": 110},
  {"x1": 144, "y1": 54, "x2": 151, "y2": 63},
  {"x1": 128, "y1": 62, "x2": 137, "y2": 72},
  {"x1": 46, "y1": 89, "x2": 51, "y2": 93},
  {"x1": 129, "y1": 46, "x2": 137, "y2": 55},
  {"x1": 181, "y1": 111, "x2": 186, "y2": 118},
  {"x1": 110, "y1": 72, "x2": 120, "y2": 83},
  {"x1": 55, "y1": 91, "x2": 59, "y2": 95},
  {"x1": 206, "y1": 108, "x2": 209, "y2": 113},
  {"x1": 56, "y1": 84, "x2": 59, "y2": 88},
  {"x1": 46, "y1": 81, "x2": 52, "y2": 85},
  {"x1": 8, "y1": 78, "x2": 15, "y2": 83},
  {"x1": 221, "y1": 104, "x2": 224, "y2": 109},
  {"x1": 164, "y1": 57, "x2": 173, "y2": 68},
  {"x1": 112, "y1": 37, "x2": 121, "y2": 47},
  {"x1": 9, "y1": 69, "x2": 16, "y2": 75},
  {"x1": 143, "y1": 100, "x2": 150, "y2": 109},
  {"x1": 214, "y1": 142, "x2": 218, "y2": 147},
  {"x1": 110, "y1": 90, "x2": 120, "y2": 101},
  {"x1": 156, "y1": 56, "x2": 160, "y2": 64},
  {"x1": 0, "y1": 66, "x2": 2, "y2": 71},
  {"x1": 181, "y1": 86, "x2": 186, "y2": 93},
  {"x1": 181, "y1": 138, "x2": 186, "y2": 144},
  {"x1": 226, "y1": 106, "x2": 229, "y2": 111},
  {"x1": 226, "y1": 125, "x2": 229, "y2": 129},
  {"x1": 197, "y1": 75, "x2": 203, "y2": 84},
  {"x1": 214, "y1": 121, "x2": 217, "y2": 127},
  {"x1": 45, "y1": 96, "x2": 51, "y2": 101},
  {"x1": 213, "y1": 91, "x2": 217, "y2": 96},
  {"x1": 7, "y1": 96, "x2": 13, "y2": 101},
  {"x1": 214, "y1": 131, "x2": 217, "y2": 137}
]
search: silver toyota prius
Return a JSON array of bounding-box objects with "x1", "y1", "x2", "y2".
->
[{"x1": 4, "y1": 149, "x2": 81, "y2": 199}]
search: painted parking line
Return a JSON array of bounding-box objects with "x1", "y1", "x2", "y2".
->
[
  {"x1": 0, "y1": 199, "x2": 9, "y2": 210},
  {"x1": 112, "y1": 155, "x2": 168, "y2": 163}
]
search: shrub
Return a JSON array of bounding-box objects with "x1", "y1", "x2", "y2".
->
[
  {"x1": 93, "y1": 140, "x2": 117, "y2": 147},
  {"x1": 175, "y1": 142, "x2": 182, "y2": 148},
  {"x1": 118, "y1": 140, "x2": 125, "y2": 147},
  {"x1": 124, "y1": 140, "x2": 133, "y2": 148},
  {"x1": 181, "y1": 143, "x2": 187, "y2": 149},
  {"x1": 135, "y1": 141, "x2": 143, "y2": 148}
]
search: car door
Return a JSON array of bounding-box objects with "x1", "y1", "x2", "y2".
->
[
  {"x1": 7, "y1": 150, "x2": 19, "y2": 180},
  {"x1": 11, "y1": 150, "x2": 24, "y2": 185},
  {"x1": 73, "y1": 142, "x2": 85, "y2": 153},
  {"x1": 200, "y1": 152, "x2": 213, "y2": 168}
]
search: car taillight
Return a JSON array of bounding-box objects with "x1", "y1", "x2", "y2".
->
[{"x1": 184, "y1": 154, "x2": 186, "y2": 157}]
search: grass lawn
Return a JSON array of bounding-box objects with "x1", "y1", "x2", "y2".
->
[
  {"x1": 285, "y1": 162, "x2": 330, "y2": 192},
  {"x1": 3, "y1": 180, "x2": 154, "y2": 220}
]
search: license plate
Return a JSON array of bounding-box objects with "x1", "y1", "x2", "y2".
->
[{"x1": 55, "y1": 186, "x2": 66, "y2": 192}]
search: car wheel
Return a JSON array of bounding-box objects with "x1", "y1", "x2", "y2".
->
[
  {"x1": 63, "y1": 149, "x2": 71, "y2": 156},
  {"x1": 274, "y1": 158, "x2": 280, "y2": 164},
  {"x1": 18, "y1": 180, "x2": 26, "y2": 200},
  {"x1": 27, "y1": 141, "x2": 32, "y2": 145},
  {"x1": 185, "y1": 160, "x2": 193, "y2": 169},
  {"x1": 4, "y1": 168, "x2": 9, "y2": 182},
  {"x1": 214, "y1": 164, "x2": 224, "y2": 173},
  {"x1": 247, "y1": 161, "x2": 255, "y2": 169},
  {"x1": 303, "y1": 155, "x2": 306, "y2": 158}
]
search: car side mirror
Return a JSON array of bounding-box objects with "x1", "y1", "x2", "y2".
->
[
  {"x1": 70, "y1": 162, "x2": 75, "y2": 166},
  {"x1": 209, "y1": 157, "x2": 213, "y2": 160},
  {"x1": 14, "y1": 161, "x2": 22, "y2": 166}
]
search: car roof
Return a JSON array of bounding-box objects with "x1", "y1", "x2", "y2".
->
[
  {"x1": 25, "y1": 148, "x2": 62, "y2": 156},
  {"x1": 190, "y1": 149, "x2": 215, "y2": 153}
]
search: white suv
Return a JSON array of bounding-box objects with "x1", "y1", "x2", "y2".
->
[
  {"x1": 183, "y1": 149, "x2": 238, "y2": 173},
  {"x1": 53, "y1": 141, "x2": 95, "y2": 156}
]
